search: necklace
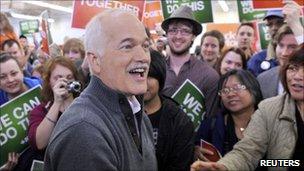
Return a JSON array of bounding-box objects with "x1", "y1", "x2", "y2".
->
[{"x1": 240, "y1": 127, "x2": 245, "y2": 132}]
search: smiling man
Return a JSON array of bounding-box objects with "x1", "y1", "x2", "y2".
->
[
  {"x1": 44, "y1": 9, "x2": 157, "y2": 171},
  {"x1": 161, "y1": 6, "x2": 219, "y2": 118}
]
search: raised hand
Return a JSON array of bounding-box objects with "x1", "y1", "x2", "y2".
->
[{"x1": 190, "y1": 160, "x2": 227, "y2": 171}]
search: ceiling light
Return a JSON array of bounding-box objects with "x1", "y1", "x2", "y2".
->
[
  {"x1": 218, "y1": 0, "x2": 229, "y2": 12},
  {"x1": 10, "y1": 12, "x2": 55, "y2": 22},
  {"x1": 22, "y1": 1, "x2": 72, "y2": 13}
]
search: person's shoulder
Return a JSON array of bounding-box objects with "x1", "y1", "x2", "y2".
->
[
  {"x1": 192, "y1": 59, "x2": 219, "y2": 77},
  {"x1": 161, "y1": 95, "x2": 189, "y2": 119},
  {"x1": 257, "y1": 66, "x2": 279, "y2": 79},
  {"x1": 31, "y1": 102, "x2": 48, "y2": 114},
  {"x1": 248, "y1": 49, "x2": 267, "y2": 62},
  {"x1": 51, "y1": 100, "x2": 109, "y2": 140},
  {"x1": 24, "y1": 76, "x2": 42, "y2": 87},
  {"x1": 161, "y1": 95, "x2": 182, "y2": 115},
  {"x1": 258, "y1": 94, "x2": 286, "y2": 113}
]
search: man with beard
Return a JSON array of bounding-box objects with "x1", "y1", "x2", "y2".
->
[
  {"x1": 247, "y1": 10, "x2": 284, "y2": 77},
  {"x1": 161, "y1": 6, "x2": 219, "y2": 117}
]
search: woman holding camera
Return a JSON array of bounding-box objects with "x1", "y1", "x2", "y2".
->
[{"x1": 28, "y1": 56, "x2": 82, "y2": 153}]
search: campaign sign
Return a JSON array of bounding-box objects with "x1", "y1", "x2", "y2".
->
[
  {"x1": 19, "y1": 20, "x2": 39, "y2": 35},
  {"x1": 206, "y1": 23, "x2": 240, "y2": 48},
  {"x1": 258, "y1": 22, "x2": 271, "y2": 50},
  {"x1": 0, "y1": 86, "x2": 42, "y2": 166},
  {"x1": 237, "y1": 0, "x2": 267, "y2": 22},
  {"x1": 142, "y1": 1, "x2": 164, "y2": 33},
  {"x1": 72, "y1": 0, "x2": 145, "y2": 29},
  {"x1": 252, "y1": 0, "x2": 304, "y2": 10},
  {"x1": 30, "y1": 160, "x2": 44, "y2": 171},
  {"x1": 172, "y1": 79, "x2": 205, "y2": 130},
  {"x1": 161, "y1": 0, "x2": 213, "y2": 23}
]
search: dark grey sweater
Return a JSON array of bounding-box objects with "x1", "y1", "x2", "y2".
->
[{"x1": 44, "y1": 76, "x2": 157, "y2": 171}]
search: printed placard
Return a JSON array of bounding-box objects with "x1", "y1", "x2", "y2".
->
[
  {"x1": 19, "y1": 20, "x2": 39, "y2": 35},
  {"x1": 252, "y1": 0, "x2": 304, "y2": 10},
  {"x1": 30, "y1": 160, "x2": 44, "y2": 171},
  {"x1": 71, "y1": 0, "x2": 145, "y2": 29},
  {"x1": 206, "y1": 22, "x2": 260, "y2": 52},
  {"x1": 237, "y1": 0, "x2": 267, "y2": 22},
  {"x1": 161, "y1": 0, "x2": 213, "y2": 23},
  {"x1": 257, "y1": 22, "x2": 271, "y2": 50},
  {"x1": 0, "y1": 86, "x2": 42, "y2": 166},
  {"x1": 206, "y1": 23, "x2": 240, "y2": 48},
  {"x1": 142, "y1": 1, "x2": 164, "y2": 34},
  {"x1": 172, "y1": 79, "x2": 205, "y2": 130}
]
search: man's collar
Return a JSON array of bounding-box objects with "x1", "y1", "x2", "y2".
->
[{"x1": 127, "y1": 95, "x2": 141, "y2": 114}]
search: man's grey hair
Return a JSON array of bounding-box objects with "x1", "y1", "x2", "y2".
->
[{"x1": 84, "y1": 9, "x2": 129, "y2": 58}]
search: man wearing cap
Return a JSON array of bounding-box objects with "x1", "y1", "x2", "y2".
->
[
  {"x1": 247, "y1": 1, "x2": 304, "y2": 77},
  {"x1": 161, "y1": 6, "x2": 219, "y2": 118},
  {"x1": 144, "y1": 49, "x2": 194, "y2": 171},
  {"x1": 247, "y1": 10, "x2": 284, "y2": 77}
]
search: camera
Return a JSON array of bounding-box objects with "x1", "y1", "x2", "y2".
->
[{"x1": 66, "y1": 81, "x2": 81, "y2": 93}]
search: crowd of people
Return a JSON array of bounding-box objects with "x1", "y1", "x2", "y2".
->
[{"x1": 0, "y1": 1, "x2": 303, "y2": 171}]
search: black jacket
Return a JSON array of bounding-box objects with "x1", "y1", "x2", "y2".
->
[{"x1": 155, "y1": 95, "x2": 195, "y2": 171}]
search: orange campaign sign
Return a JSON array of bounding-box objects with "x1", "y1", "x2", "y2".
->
[
  {"x1": 252, "y1": 0, "x2": 304, "y2": 10},
  {"x1": 206, "y1": 23, "x2": 240, "y2": 48},
  {"x1": 71, "y1": 0, "x2": 145, "y2": 29},
  {"x1": 206, "y1": 23, "x2": 260, "y2": 51},
  {"x1": 142, "y1": 1, "x2": 164, "y2": 33}
]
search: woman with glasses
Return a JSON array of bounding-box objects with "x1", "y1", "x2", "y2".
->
[
  {"x1": 191, "y1": 44, "x2": 303, "y2": 171},
  {"x1": 194, "y1": 69, "x2": 263, "y2": 161}
]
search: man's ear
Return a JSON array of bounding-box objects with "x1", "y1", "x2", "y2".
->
[{"x1": 86, "y1": 52, "x2": 100, "y2": 74}]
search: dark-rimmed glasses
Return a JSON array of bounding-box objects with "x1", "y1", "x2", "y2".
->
[{"x1": 167, "y1": 28, "x2": 192, "y2": 36}]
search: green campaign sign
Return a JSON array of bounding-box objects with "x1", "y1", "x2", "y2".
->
[
  {"x1": 237, "y1": 0, "x2": 267, "y2": 22},
  {"x1": 19, "y1": 20, "x2": 39, "y2": 35},
  {"x1": 258, "y1": 22, "x2": 271, "y2": 50},
  {"x1": 172, "y1": 79, "x2": 205, "y2": 130},
  {"x1": 0, "y1": 85, "x2": 42, "y2": 166},
  {"x1": 161, "y1": 0, "x2": 213, "y2": 23}
]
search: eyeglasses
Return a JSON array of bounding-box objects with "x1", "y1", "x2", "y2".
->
[
  {"x1": 218, "y1": 84, "x2": 247, "y2": 96},
  {"x1": 167, "y1": 28, "x2": 192, "y2": 36}
]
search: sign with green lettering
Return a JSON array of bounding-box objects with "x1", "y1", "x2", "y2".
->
[
  {"x1": 0, "y1": 85, "x2": 42, "y2": 166},
  {"x1": 258, "y1": 22, "x2": 271, "y2": 50},
  {"x1": 237, "y1": 0, "x2": 267, "y2": 22},
  {"x1": 161, "y1": 0, "x2": 213, "y2": 23},
  {"x1": 19, "y1": 20, "x2": 39, "y2": 35},
  {"x1": 172, "y1": 79, "x2": 205, "y2": 130}
]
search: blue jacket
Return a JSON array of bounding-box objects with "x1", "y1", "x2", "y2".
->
[
  {"x1": 247, "y1": 50, "x2": 278, "y2": 77},
  {"x1": 195, "y1": 113, "x2": 226, "y2": 156},
  {"x1": 0, "y1": 77, "x2": 41, "y2": 106}
]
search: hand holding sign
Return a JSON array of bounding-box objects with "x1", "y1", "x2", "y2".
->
[{"x1": 0, "y1": 152, "x2": 19, "y2": 170}]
